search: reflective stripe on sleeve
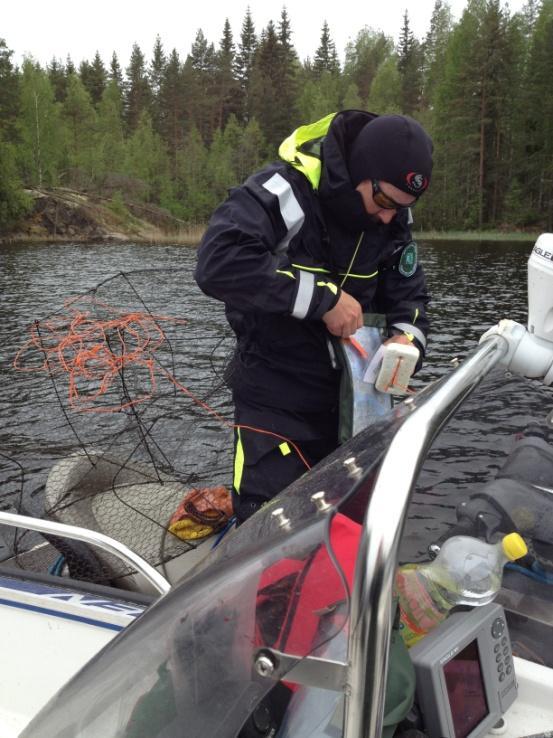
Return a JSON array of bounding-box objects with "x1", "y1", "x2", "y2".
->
[
  {"x1": 392, "y1": 322, "x2": 426, "y2": 349},
  {"x1": 407, "y1": 208, "x2": 414, "y2": 225},
  {"x1": 262, "y1": 173, "x2": 305, "y2": 253},
  {"x1": 233, "y1": 427, "x2": 244, "y2": 493},
  {"x1": 292, "y1": 270, "x2": 315, "y2": 319}
]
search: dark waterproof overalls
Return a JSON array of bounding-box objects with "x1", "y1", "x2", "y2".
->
[{"x1": 195, "y1": 110, "x2": 430, "y2": 522}]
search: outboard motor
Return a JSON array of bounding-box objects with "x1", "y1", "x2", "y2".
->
[{"x1": 481, "y1": 233, "x2": 553, "y2": 383}]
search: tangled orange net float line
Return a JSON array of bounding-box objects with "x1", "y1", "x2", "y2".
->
[
  {"x1": 14, "y1": 295, "x2": 312, "y2": 469},
  {"x1": 14, "y1": 295, "x2": 188, "y2": 414}
]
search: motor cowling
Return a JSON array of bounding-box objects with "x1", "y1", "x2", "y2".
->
[
  {"x1": 480, "y1": 233, "x2": 553, "y2": 384},
  {"x1": 528, "y1": 233, "x2": 553, "y2": 343}
]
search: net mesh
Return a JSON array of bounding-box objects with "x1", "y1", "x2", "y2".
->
[{"x1": 3, "y1": 268, "x2": 236, "y2": 586}]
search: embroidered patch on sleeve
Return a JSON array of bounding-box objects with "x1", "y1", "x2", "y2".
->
[{"x1": 398, "y1": 241, "x2": 418, "y2": 277}]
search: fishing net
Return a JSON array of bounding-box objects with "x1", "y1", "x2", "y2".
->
[{"x1": 3, "y1": 267, "x2": 238, "y2": 587}]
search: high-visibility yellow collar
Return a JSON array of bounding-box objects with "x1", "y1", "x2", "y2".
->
[{"x1": 278, "y1": 112, "x2": 337, "y2": 190}]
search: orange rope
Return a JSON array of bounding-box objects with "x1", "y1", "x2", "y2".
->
[
  {"x1": 14, "y1": 297, "x2": 187, "y2": 413},
  {"x1": 157, "y1": 366, "x2": 311, "y2": 470},
  {"x1": 15, "y1": 297, "x2": 312, "y2": 470}
]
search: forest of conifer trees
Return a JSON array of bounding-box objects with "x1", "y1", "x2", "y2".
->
[{"x1": 1, "y1": 0, "x2": 552, "y2": 235}]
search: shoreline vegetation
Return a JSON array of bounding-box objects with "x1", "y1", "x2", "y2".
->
[
  {"x1": 416, "y1": 230, "x2": 541, "y2": 243},
  {"x1": 0, "y1": 188, "x2": 204, "y2": 246},
  {"x1": 0, "y1": 189, "x2": 541, "y2": 246}
]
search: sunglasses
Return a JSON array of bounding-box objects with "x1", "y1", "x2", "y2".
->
[{"x1": 372, "y1": 180, "x2": 417, "y2": 210}]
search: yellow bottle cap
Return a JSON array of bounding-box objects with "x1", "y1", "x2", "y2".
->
[{"x1": 502, "y1": 532, "x2": 528, "y2": 561}]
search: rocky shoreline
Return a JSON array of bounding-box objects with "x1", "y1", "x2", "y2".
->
[{"x1": 0, "y1": 189, "x2": 204, "y2": 245}]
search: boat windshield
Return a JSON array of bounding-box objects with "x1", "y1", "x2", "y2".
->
[{"x1": 20, "y1": 383, "x2": 425, "y2": 738}]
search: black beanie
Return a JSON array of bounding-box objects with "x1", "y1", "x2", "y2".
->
[{"x1": 347, "y1": 115, "x2": 433, "y2": 197}]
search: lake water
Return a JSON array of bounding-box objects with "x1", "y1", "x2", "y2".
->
[{"x1": 1, "y1": 239, "x2": 551, "y2": 561}]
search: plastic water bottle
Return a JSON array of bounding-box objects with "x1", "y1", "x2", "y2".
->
[{"x1": 395, "y1": 533, "x2": 527, "y2": 648}]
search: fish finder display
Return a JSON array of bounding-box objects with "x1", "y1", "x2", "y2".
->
[
  {"x1": 411, "y1": 606, "x2": 517, "y2": 738},
  {"x1": 443, "y1": 640, "x2": 489, "y2": 737}
]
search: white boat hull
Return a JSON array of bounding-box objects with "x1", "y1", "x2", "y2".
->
[{"x1": 0, "y1": 573, "x2": 144, "y2": 735}]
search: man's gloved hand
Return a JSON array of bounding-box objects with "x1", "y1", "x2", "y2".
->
[{"x1": 322, "y1": 290, "x2": 363, "y2": 338}]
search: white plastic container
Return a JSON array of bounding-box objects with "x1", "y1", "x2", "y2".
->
[{"x1": 374, "y1": 342, "x2": 420, "y2": 394}]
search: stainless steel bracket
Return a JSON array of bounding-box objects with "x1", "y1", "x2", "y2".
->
[{"x1": 254, "y1": 648, "x2": 347, "y2": 691}]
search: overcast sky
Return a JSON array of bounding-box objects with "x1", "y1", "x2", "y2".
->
[{"x1": 5, "y1": 0, "x2": 526, "y2": 69}]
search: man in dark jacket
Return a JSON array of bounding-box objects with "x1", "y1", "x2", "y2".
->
[{"x1": 195, "y1": 110, "x2": 433, "y2": 523}]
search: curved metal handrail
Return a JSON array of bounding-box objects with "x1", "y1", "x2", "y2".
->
[
  {"x1": 0, "y1": 510, "x2": 171, "y2": 596},
  {"x1": 344, "y1": 335, "x2": 509, "y2": 738}
]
